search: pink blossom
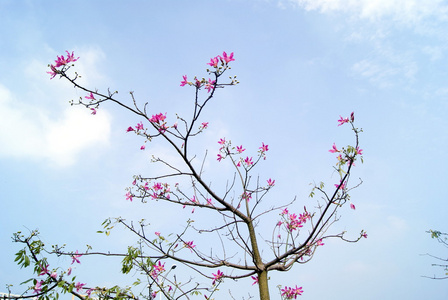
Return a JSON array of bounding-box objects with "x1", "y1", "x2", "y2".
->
[
  {"x1": 206, "y1": 198, "x2": 213, "y2": 206},
  {"x1": 316, "y1": 239, "x2": 325, "y2": 246},
  {"x1": 281, "y1": 208, "x2": 289, "y2": 215},
  {"x1": 71, "y1": 250, "x2": 82, "y2": 264},
  {"x1": 212, "y1": 270, "x2": 224, "y2": 285},
  {"x1": 38, "y1": 264, "x2": 49, "y2": 276},
  {"x1": 334, "y1": 180, "x2": 346, "y2": 190},
  {"x1": 281, "y1": 285, "x2": 303, "y2": 299},
  {"x1": 236, "y1": 145, "x2": 245, "y2": 153},
  {"x1": 251, "y1": 275, "x2": 258, "y2": 285},
  {"x1": 195, "y1": 78, "x2": 202, "y2": 88},
  {"x1": 220, "y1": 51, "x2": 235, "y2": 64},
  {"x1": 126, "y1": 192, "x2": 133, "y2": 202},
  {"x1": 329, "y1": 143, "x2": 339, "y2": 153},
  {"x1": 337, "y1": 115, "x2": 349, "y2": 126},
  {"x1": 242, "y1": 191, "x2": 252, "y2": 201},
  {"x1": 356, "y1": 147, "x2": 363, "y2": 155},
  {"x1": 207, "y1": 56, "x2": 220, "y2": 68},
  {"x1": 217, "y1": 153, "x2": 223, "y2": 161},
  {"x1": 149, "y1": 113, "x2": 166, "y2": 123},
  {"x1": 33, "y1": 280, "x2": 43, "y2": 294},
  {"x1": 204, "y1": 78, "x2": 216, "y2": 93},
  {"x1": 259, "y1": 142, "x2": 269, "y2": 152},
  {"x1": 86, "y1": 289, "x2": 93, "y2": 297},
  {"x1": 362, "y1": 232, "x2": 368, "y2": 238},
  {"x1": 54, "y1": 51, "x2": 79, "y2": 68},
  {"x1": 180, "y1": 75, "x2": 189, "y2": 86},
  {"x1": 201, "y1": 122, "x2": 209, "y2": 129},
  {"x1": 155, "y1": 232, "x2": 160, "y2": 236},
  {"x1": 85, "y1": 92, "x2": 95, "y2": 100},
  {"x1": 159, "y1": 123, "x2": 168, "y2": 133},
  {"x1": 90, "y1": 108, "x2": 97, "y2": 115},
  {"x1": 218, "y1": 138, "x2": 226, "y2": 145},
  {"x1": 350, "y1": 111, "x2": 355, "y2": 122},
  {"x1": 350, "y1": 203, "x2": 356, "y2": 210},
  {"x1": 126, "y1": 126, "x2": 134, "y2": 132},
  {"x1": 136, "y1": 122, "x2": 144, "y2": 131},
  {"x1": 75, "y1": 282, "x2": 85, "y2": 292},
  {"x1": 244, "y1": 157, "x2": 254, "y2": 166},
  {"x1": 173, "y1": 122, "x2": 178, "y2": 129},
  {"x1": 267, "y1": 178, "x2": 275, "y2": 187},
  {"x1": 140, "y1": 145, "x2": 146, "y2": 150},
  {"x1": 185, "y1": 241, "x2": 196, "y2": 251},
  {"x1": 50, "y1": 272, "x2": 58, "y2": 279},
  {"x1": 47, "y1": 65, "x2": 58, "y2": 79},
  {"x1": 67, "y1": 267, "x2": 72, "y2": 276}
]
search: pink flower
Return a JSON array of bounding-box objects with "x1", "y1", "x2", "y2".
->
[
  {"x1": 71, "y1": 250, "x2": 82, "y2": 264},
  {"x1": 75, "y1": 282, "x2": 85, "y2": 292},
  {"x1": 126, "y1": 126, "x2": 135, "y2": 132},
  {"x1": 350, "y1": 112, "x2": 355, "y2": 122},
  {"x1": 90, "y1": 108, "x2": 97, "y2": 115},
  {"x1": 195, "y1": 78, "x2": 202, "y2": 88},
  {"x1": 316, "y1": 239, "x2": 325, "y2": 246},
  {"x1": 212, "y1": 270, "x2": 224, "y2": 285},
  {"x1": 50, "y1": 272, "x2": 58, "y2": 279},
  {"x1": 259, "y1": 143, "x2": 269, "y2": 152},
  {"x1": 67, "y1": 267, "x2": 72, "y2": 276},
  {"x1": 329, "y1": 143, "x2": 339, "y2": 153},
  {"x1": 337, "y1": 116, "x2": 349, "y2": 126},
  {"x1": 155, "y1": 232, "x2": 160, "y2": 236},
  {"x1": 154, "y1": 261, "x2": 165, "y2": 272},
  {"x1": 47, "y1": 65, "x2": 58, "y2": 79},
  {"x1": 86, "y1": 289, "x2": 93, "y2": 297},
  {"x1": 204, "y1": 78, "x2": 215, "y2": 93},
  {"x1": 149, "y1": 113, "x2": 166, "y2": 123},
  {"x1": 220, "y1": 51, "x2": 235, "y2": 64},
  {"x1": 136, "y1": 122, "x2": 144, "y2": 131},
  {"x1": 350, "y1": 203, "x2": 356, "y2": 210},
  {"x1": 356, "y1": 147, "x2": 363, "y2": 155},
  {"x1": 281, "y1": 285, "x2": 303, "y2": 299},
  {"x1": 206, "y1": 198, "x2": 213, "y2": 206},
  {"x1": 85, "y1": 92, "x2": 95, "y2": 100},
  {"x1": 207, "y1": 56, "x2": 220, "y2": 68},
  {"x1": 281, "y1": 208, "x2": 289, "y2": 215},
  {"x1": 38, "y1": 264, "x2": 49, "y2": 276},
  {"x1": 125, "y1": 192, "x2": 133, "y2": 202},
  {"x1": 244, "y1": 157, "x2": 253, "y2": 166},
  {"x1": 54, "y1": 51, "x2": 79, "y2": 68},
  {"x1": 217, "y1": 154, "x2": 223, "y2": 161},
  {"x1": 140, "y1": 145, "x2": 146, "y2": 150},
  {"x1": 251, "y1": 275, "x2": 258, "y2": 285},
  {"x1": 267, "y1": 178, "x2": 275, "y2": 187},
  {"x1": 236, "y1": 145, "x2": 245, "y2": 153},
  {"x1": 180, "y1": 75, "x2": 189, "y2": 86},
  {"x1": 362, "y1": 232, "x2": 368, "y2": 238},
  {"x1": 334, "y1": 180, "x2": 346, "y2": 190},
  {"x1": 185, "y1": 241, "x2": 196, "y2": 251},
  {"x1": 218, "y1": 138, "x2": 226, "y2": 145},
  {"x1": 201, "y1": 122, "x2": 209, "y2": 129},
  {"x1": 33, "y1": 280, "x2": 43, "y2": 294}
]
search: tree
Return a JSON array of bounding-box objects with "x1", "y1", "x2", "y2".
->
[
  {"x1": 423, "y1": 230, "x2": 448, "y2": 280},
  {"x1": 7, "y1": 51, "x2": 366, "y2": 300}
]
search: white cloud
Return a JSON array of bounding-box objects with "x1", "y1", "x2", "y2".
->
[
  {"x1": 0, "y1": 46, "x2": 112, "y2": 167},
  {"x1": 287, "y1": 0, "x2": 448, "y2": 25},
  {"x1": 0, "y1": 84, "x2": 111, "y2": 167}
]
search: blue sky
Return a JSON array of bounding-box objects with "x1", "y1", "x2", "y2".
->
[{"x1": 1, "y1": 0, "x2": 448, "y2": 299}]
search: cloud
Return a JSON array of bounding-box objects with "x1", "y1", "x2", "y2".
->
[
  {"x1": 287, "y1": 0, "x2": 448, "y2": 25},
  {"x1": 0, "y1": 84, "x2": 111, "y2": 167},
  {"x1": 0, "y1": 46, "x2": 112, "y2": 167}
]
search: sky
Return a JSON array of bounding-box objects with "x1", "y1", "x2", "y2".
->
[{"x1": 1, "y1": 0, "x2": 448, "y2": 299}]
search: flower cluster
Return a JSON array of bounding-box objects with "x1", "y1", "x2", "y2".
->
[
  {"x1": 211, "y1": 270, "x2": 224, "y2": 285},
  {"x1": 279, "y1": 208, "x2": 311, "y2": 233},
  {"x1": 150, "y1": 261, "x2": 165, "y2": 280},
  {"x1": 47, "y1": 51, "x2": 79, "y2": 79},
  {"x1": 142, "y1": 181, "x2": 171, "y2": 200},
  {"x1": 281, "y1": 285, "x2": 303, "y2": 299}
]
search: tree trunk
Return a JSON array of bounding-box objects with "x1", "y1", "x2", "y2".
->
[{"x1": 257, "y1": 270, "x2": 270, "y2": 300}]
